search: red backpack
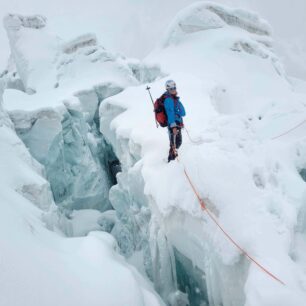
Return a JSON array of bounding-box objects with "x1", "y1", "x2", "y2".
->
[{"x1": 154, "y1": 94, "x2": 168, "y2": 127}]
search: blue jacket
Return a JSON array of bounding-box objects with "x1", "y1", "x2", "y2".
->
[{"x1": 164, "y1": 92, "x2": 186, "y2": 128}]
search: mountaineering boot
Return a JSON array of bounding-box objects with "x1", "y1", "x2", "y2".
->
[{"x1": 168, "y1": 147, "x2": 178, "y2": 162}]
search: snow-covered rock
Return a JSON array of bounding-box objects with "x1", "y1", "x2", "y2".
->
[{"x1": 99, "y1": 2, "x2": 306, "y2": 305}]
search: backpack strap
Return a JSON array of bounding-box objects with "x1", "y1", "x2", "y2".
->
[{"x1": 163, "y1": 92, "x2": 179, "y2": 104}]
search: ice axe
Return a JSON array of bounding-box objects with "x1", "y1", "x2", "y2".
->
[{"x1": 146, "y1": 86, "x2": 159, "y2": 128}]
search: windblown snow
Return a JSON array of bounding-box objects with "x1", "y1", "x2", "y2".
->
[{"x1": 1, "y1": 2, "x2": 306, "y2": 306}]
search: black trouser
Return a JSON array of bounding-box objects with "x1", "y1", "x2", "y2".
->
[{"x1": 168, "y1": 126, "x2": 182, "y2": 161}]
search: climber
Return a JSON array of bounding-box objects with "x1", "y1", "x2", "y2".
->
[
  {"x1": 146, "y1": 80, "x2": 186, "y2": 162},
  {"x1": 164, "y1": 80, "x2": 186, "y2": 162}
]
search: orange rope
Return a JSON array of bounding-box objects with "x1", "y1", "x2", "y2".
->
[
  {"x1": 172, "y1": 117, "x2": 305, "y2": 285},
  {"x1": 177, "y1": 157, "x2": 285, "y2": 286}
]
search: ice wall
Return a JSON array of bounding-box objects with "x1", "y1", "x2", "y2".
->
[
  {"x1": 0, "y1": 80, "x2": 11, "y2": 126},
  {"x1": 100, "y1": 98, "x2": 249, "y2": 306},
  {"x1": 4, "y1": 14, "x2": 60, "y2": 93},
  {"x1": 0, "y1": 80, "x2": 54, "y2": 211},
  {"x1": 0, "y1": 82, "x2": 165, "y2": 306},
  {"x1": 1, "y1": 14, "x2": 162, "y2": 214},
  {"x1": 4, "y1": 93, "x2": 115, "y2": 212},
  {"x1": 0, "y1": 15, "x2": 166, "y2": 306}
]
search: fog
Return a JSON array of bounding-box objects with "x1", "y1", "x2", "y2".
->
[{"x1": 0, "y1": 0, "x2": 305, "y2": 79}]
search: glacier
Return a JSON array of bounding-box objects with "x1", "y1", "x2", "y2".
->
[
  {"x1": 1, "y1": 2, "x2": 306, "y2": 306},
  {"x1": 2, "y1": 13, "x2": 161, "y2": 214},
  {"x1": 99, "y1": 2, "x2": 306, "y2": 306},
  {"x1": 0, "y1": 80, "x2": 164, "y2": 305}
]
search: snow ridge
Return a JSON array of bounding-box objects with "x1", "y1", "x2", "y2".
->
[{"x1": 163, "y1": 1, "x2": 272, "y2": 47}]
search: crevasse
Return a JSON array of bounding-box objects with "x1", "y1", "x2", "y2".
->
[{"x1": 100, "y1": 101, "x2": 248, "y2": 306}]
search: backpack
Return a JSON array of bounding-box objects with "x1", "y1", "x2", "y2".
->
[{"x1": 154, "y1": 94, "x2": 168, "y2": 127}]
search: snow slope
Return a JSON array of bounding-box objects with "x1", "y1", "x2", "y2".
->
[{"x1": 99, "y1": 2, "x2": 306, "y2": 305}]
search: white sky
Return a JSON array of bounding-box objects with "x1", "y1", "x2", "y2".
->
[{"x1": 0, "y1": 0, "x2": 305, "y2": 79}]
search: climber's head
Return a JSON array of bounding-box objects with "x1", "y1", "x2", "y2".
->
[{"x1": 165, "y1": 79, "x2": 177, "y2": 95}]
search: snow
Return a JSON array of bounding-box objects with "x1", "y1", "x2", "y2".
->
[
  {"x1": 99, "y1": 2, "x2": 306, "y2": 305},
  {"x1": 0, "y1": 76, "x2": 164, "y2": 306},
  {"x1": 0, "y1": 14, "x2": 166, "y2": 305},
  {"x1": 163, "y1": 2, "x2": 272, "y2": 47},
  {"x1": 1, "y1": 1, "x2": 306, "y2": 306},
  {"x1": 4, "y1": 14, "x2": 60, "y2": 93},
  {"x1": 1, "y1": 15, "x2": 159, "y2": 212}
]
